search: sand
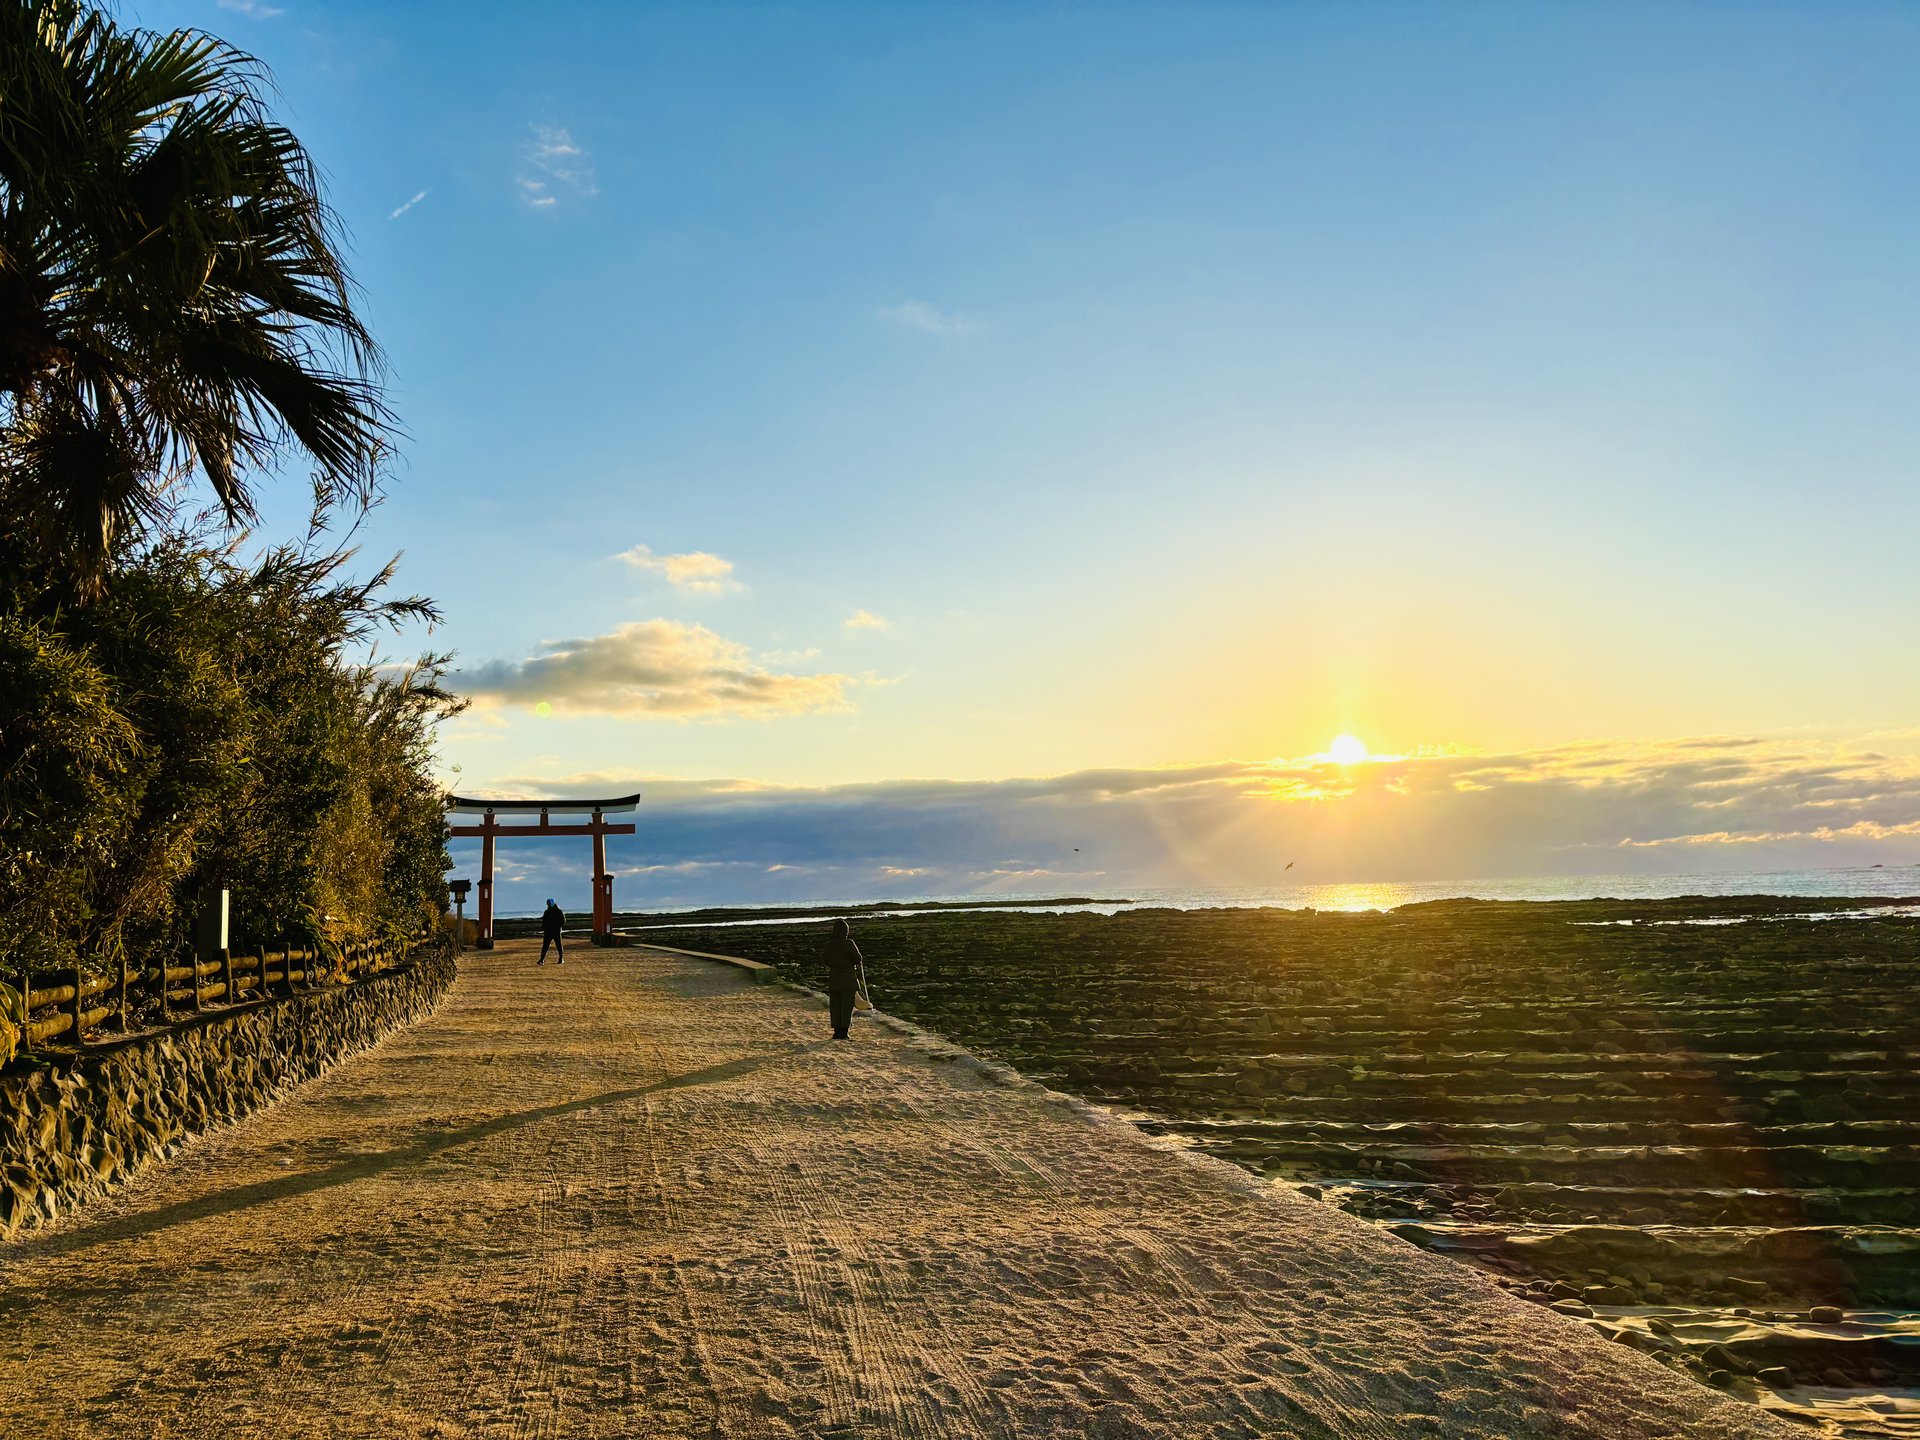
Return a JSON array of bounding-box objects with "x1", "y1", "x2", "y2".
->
[{"x1": 0, "y1": 939, "x2": 1799, "y2": 1438}]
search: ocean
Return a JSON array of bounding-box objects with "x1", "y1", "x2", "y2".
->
[{"x1": 498, "y1": 866, "x2": 1920, "y2": 920}]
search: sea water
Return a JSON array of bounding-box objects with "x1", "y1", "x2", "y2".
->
[{"x1": 497, "y1": 866, "x2": 1920, "y2": 921}]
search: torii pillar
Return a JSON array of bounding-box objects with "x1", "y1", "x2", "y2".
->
[
  {"x1": 591, "y1": 808, "x2": 609, "y2": 936},
  {"x1": 478, "y1": 809, "x2": 497, "y2": 948}
]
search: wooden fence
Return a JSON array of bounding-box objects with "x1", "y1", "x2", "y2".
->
[{"x1": 10, "y1": 933, "x2": 430, "y2": 1052}]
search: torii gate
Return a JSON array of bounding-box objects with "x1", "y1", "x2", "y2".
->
[{"x1": 447, "y1": 793, "x2": 640, "y2": 949}]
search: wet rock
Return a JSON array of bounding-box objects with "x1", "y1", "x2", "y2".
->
[
  {"x1": 1808, "y1": 1305, "x2": 1843, "y2": 1324},
  {"x1": 1701, "y1": 1344, "x2": 1749, "y2": 1376},
  {"x1": 1801, "y1": 1093, "x2": 1861, "y2": 1124}
]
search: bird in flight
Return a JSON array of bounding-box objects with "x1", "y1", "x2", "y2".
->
[{"x1": 1285, "y1": 861, "x2": 1295, "y2": 870}]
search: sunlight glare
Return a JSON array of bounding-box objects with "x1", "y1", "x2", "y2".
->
[{"x1": 1328, "y1": 733, "x2": 1369, "y2": 765}]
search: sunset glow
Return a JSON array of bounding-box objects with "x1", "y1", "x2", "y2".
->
[
  {"x1": 192, "y1": 0, "x2": 1920, "y2": 906},
  {"x1": 1328, "y1": 734, "x2": 1369, "y2": 766}
]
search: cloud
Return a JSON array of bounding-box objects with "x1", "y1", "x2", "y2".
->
[
  {"x1": 615, "y1": 545, "x2": 740, "y2": 595},
  {"x1": 216, "y1": 0, "x2": 284, "y2": 16},
  {"x1": 844, "y1": 609, "x2": 890, "y2": 632},
  {"x1": 877, "y1": 300, "x2": 978, "y2": 337},
  {"x1": 452, "y1": 732, "x2": 1920, "y2": 910},
  {"x1": 519, "y1": 125, "x2": 597, "y2": 209},
  {"x1": 453, "y1": 620, "x2": 853, "y2": 719},
  {"x1": 388, "y1": 188, "x2": 430, "y2": 220}
]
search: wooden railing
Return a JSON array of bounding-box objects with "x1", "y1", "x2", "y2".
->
[{"x1": 11, "y1": 933, "x2": 431, "y2": 1051}]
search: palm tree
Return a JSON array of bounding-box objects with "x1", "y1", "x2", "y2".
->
[{"x1": 0, "y1": 0, "x2": 390, "y2": 591}]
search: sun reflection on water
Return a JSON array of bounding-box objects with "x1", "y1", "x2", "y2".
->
[{"x1": 1301, "y1": 882, "x2": 1421, "y2": 913}]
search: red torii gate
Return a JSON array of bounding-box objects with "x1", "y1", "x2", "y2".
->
[{"x1": 447, "y1": 793, "x2": 640, "y2": 949}]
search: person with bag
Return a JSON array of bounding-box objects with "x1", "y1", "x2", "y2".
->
[{"x1": 822, "y1": 918, "x2": 867, "y2": 1040}]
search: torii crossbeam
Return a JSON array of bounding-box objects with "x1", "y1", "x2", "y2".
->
[{"x1": 447, "y1": 794, "x2": 640, "y2": 949}]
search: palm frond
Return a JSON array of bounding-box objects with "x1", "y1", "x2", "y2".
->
[{"x1": 0, "y1": 0, "x2": 392, "y2": 593}]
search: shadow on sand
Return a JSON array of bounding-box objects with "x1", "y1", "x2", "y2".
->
[{"x1": 0, "y1": 1041, "x2": 824, "y2": 1270}]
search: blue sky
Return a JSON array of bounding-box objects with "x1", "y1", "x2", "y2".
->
[{"x1": 136, "y1": 1, "x2": 1920, "y2": 905}]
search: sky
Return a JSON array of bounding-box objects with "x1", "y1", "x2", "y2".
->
[{"x1": 137, "y1": 0, "x2": 1920, "y2": 907}]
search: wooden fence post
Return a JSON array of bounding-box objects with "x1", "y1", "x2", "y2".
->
[
  {"x1": 220, "y1": 944, "x2": 235, "y2": 1007},
  {"x1": 190, "y1": 944, "x2": 202, "y2": 1014},
  {"x1": 117, "y1": 953, "x2": 129, "y2": 1031}
]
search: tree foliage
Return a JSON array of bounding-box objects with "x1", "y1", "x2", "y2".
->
[
  {"x1": 0, "y1": 503, "x2": 462, "y2": 979},
  {"x1": 0, "y1": 0, "x2": 390, "y2": 590},
  {"x1": 0, "y1": 2, "x2": 451, "y2": 988}
]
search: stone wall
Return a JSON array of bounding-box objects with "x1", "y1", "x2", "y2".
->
[{"x1": 0, "y1": 946, "x2": 454, "y2": 1239}]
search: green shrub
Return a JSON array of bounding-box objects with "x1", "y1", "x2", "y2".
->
[{"x1": 0, "y1": 512, "x2": 460, "y2": 979}]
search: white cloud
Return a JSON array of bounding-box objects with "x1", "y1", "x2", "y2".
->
[
  {"x1": 519, "y1": 124, "x2": 597, "y2": 209},
  {"x1": 877, "y1": 300, "x2": 978, "y2": 337},
  {"x1": 454, "y1": 620, "x2": 853, "y2": 719},
  {"x1": 217, "y1": 0, "x2": 284, "y2": 17},
  {"x1": 844, "y1": 609, "x2": 890, "y2": 632},
  {"x1": 615, "y1": 545, "x2": 740, "y2": 595},
  {"x1": 388, "y1": 188, "x2": 430, "y2": 220}
]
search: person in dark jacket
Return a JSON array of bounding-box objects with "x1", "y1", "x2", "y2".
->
[
  {"x1": 539, "y1": 899, "x2": 565, "y2": 965},
  {"x1": 822, "y1": 918, "x2": 863, "y2": 1040}
]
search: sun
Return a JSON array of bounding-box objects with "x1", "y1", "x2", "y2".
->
[{"x1": 1327, "y1": 733, "x2": 1369, "y2": 765}]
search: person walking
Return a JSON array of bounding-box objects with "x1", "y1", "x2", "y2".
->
[
  {"x1": 539, "y1": 899, "x2": 565, "y2": 965},
  {"x1": 822, "y1": 918, "x2": 864, "y2": 1040}
]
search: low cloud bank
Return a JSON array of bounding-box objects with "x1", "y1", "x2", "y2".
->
[{"x1": 449, "y1": 734, "x2": 1920, "y2": 911}]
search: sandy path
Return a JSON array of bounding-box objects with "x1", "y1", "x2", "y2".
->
[{"x1": 0, "y1": 940, "x2": 1797, "y2": 1439}]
